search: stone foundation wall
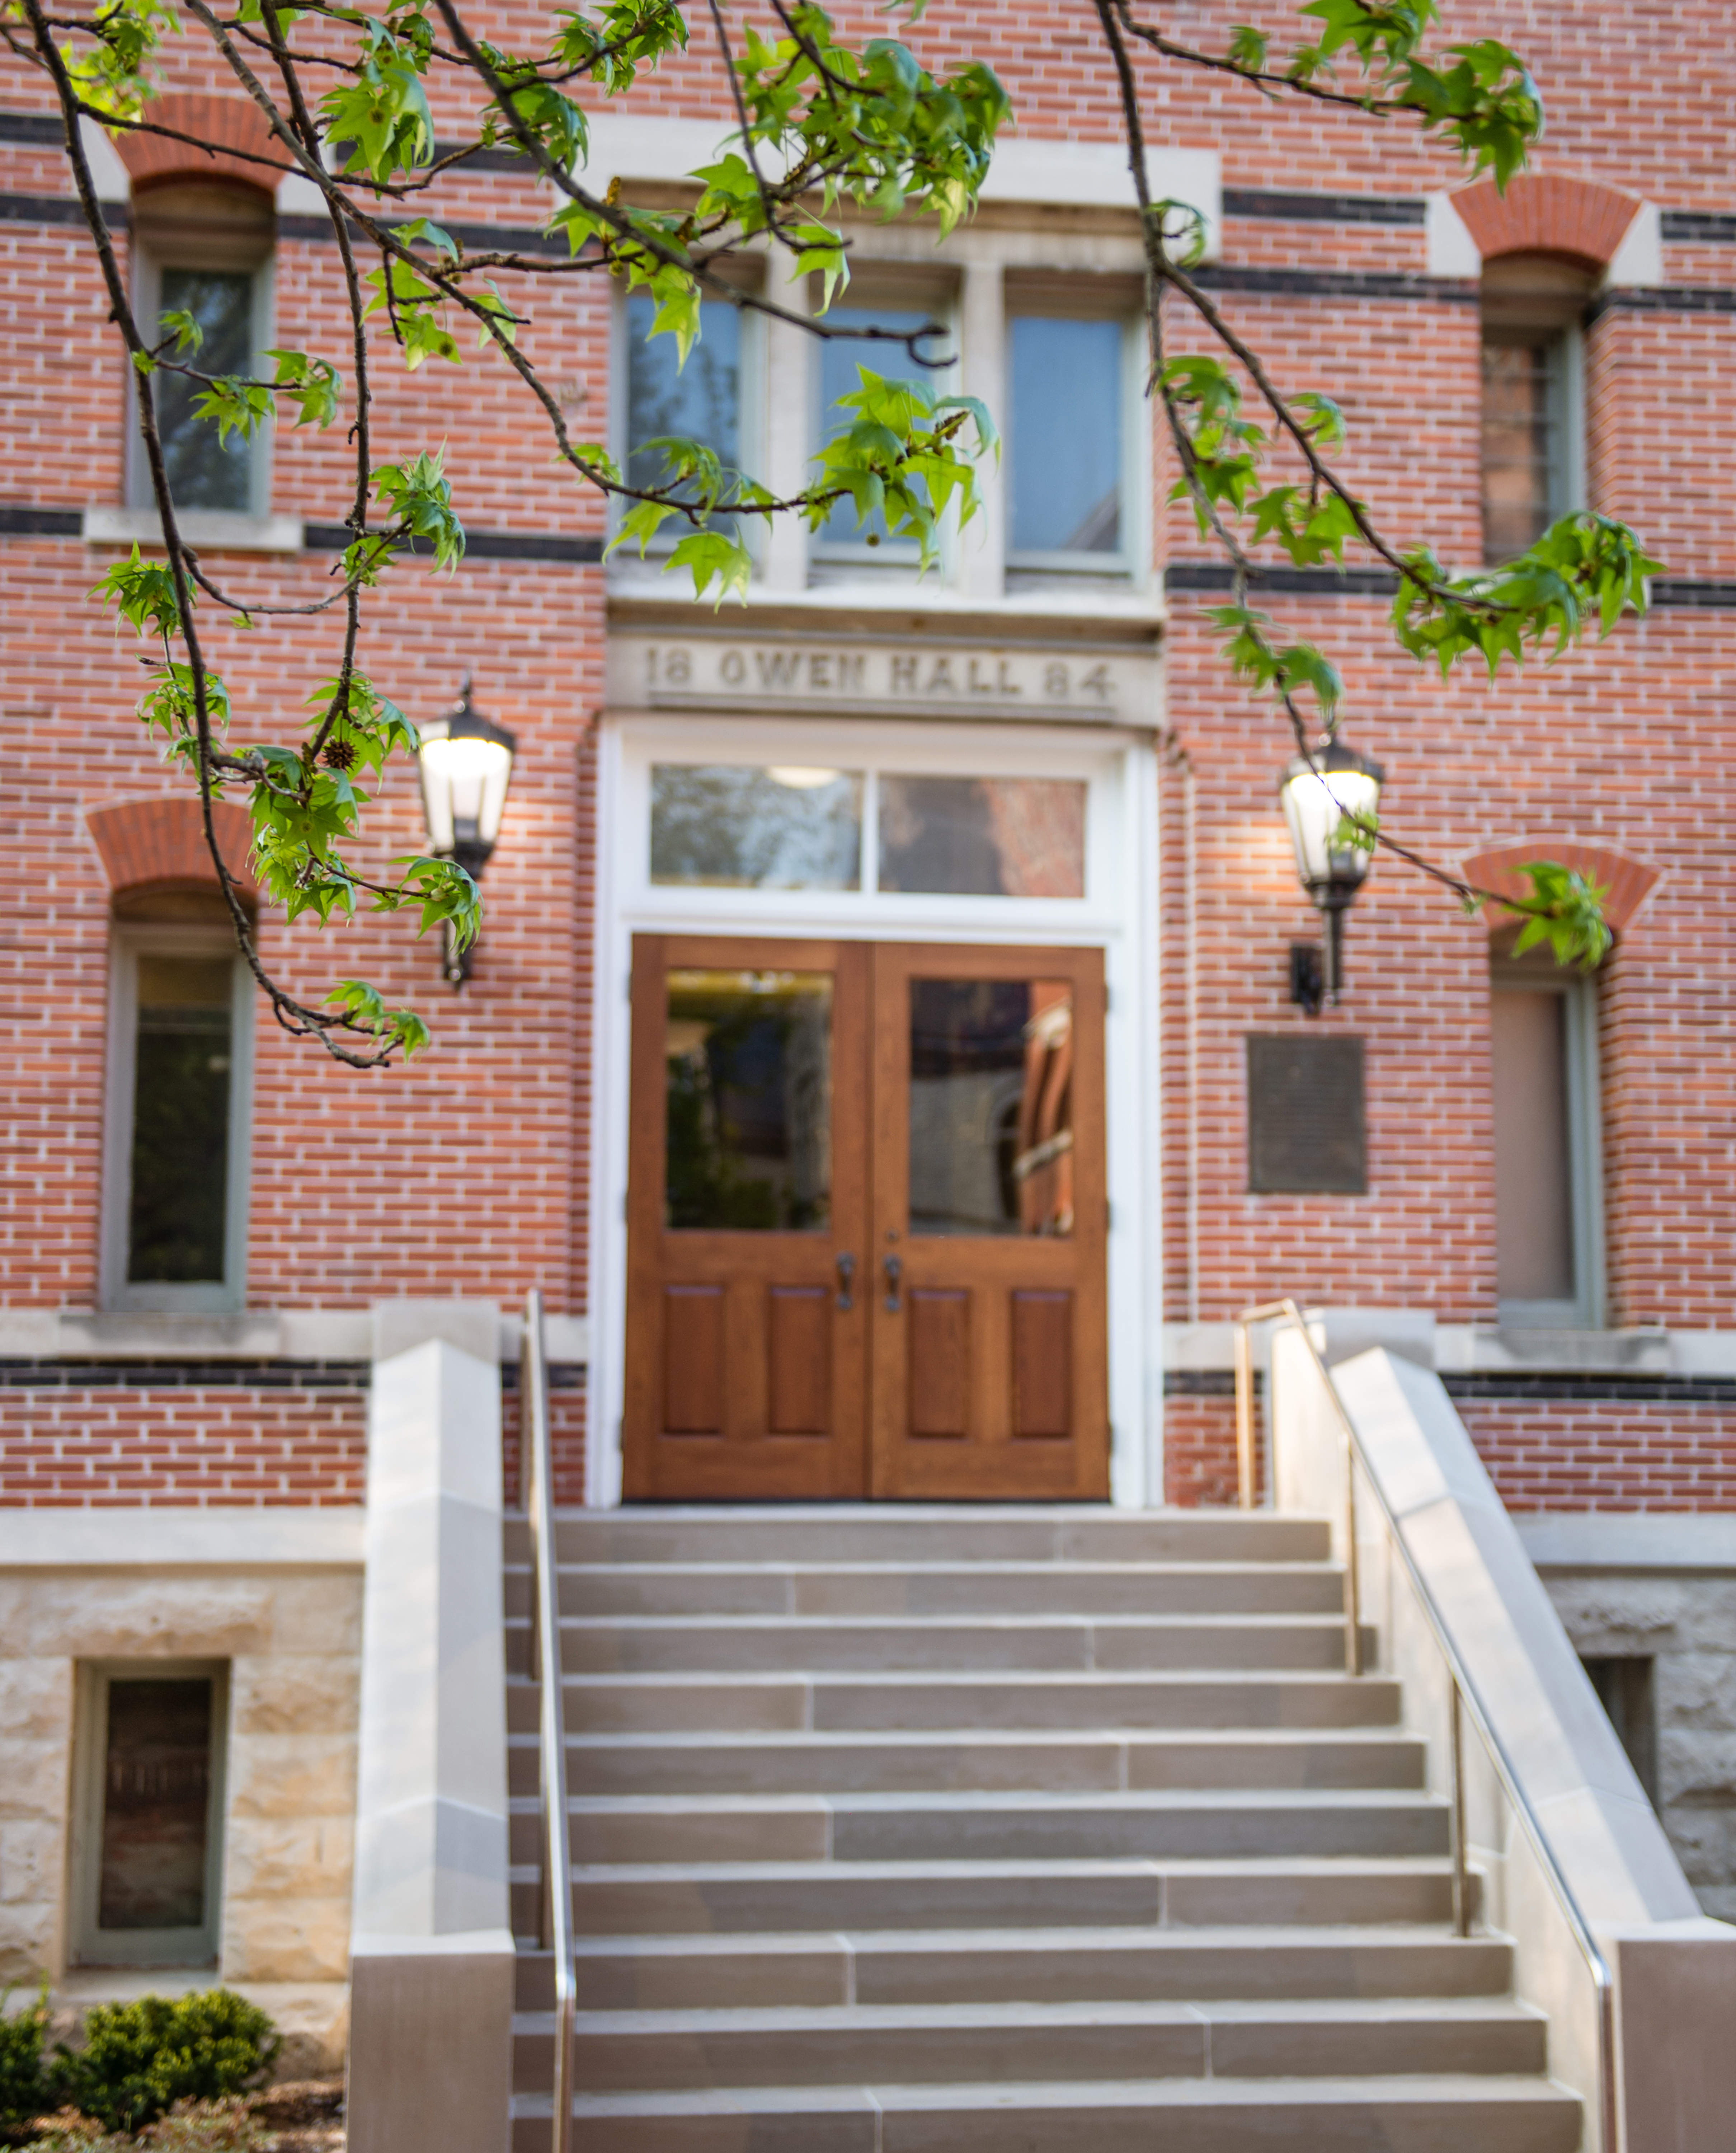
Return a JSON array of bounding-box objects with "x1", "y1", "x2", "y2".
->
[
  {"x1": 1541, "y1": 1567, "x2": 1736, "y2": 1922},
  {"x1": 0, "y1": 1563, "x2": 361, "y2": 2072}
]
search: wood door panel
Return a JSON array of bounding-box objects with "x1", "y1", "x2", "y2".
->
[
  {"x1": 1011, "y1": 1289, "x2": 1072, "y2": 1439},
  {"x1": 768, "y1": 1287, "x2": 831, "y2": 1434},
  {"x1": 908, "y1": 1289, "x2": 969, "y2": 1438},
  {"x1": 662, "y1": 1286, "x2": 725, "y2": 1432}
]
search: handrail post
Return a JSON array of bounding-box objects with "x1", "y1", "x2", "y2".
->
[
  {"x1": 1449, "y1": 1675, "x2": 1470, "y2": 1939},
  {"x1": 1340, "y1": 1407, "x2": 1363, "y2": 1681},
  {"x1": 522, "y1": 1291, "x2": 574, "y2": 2153},
  {"x1": 1233, "y1": 1320, "x2": 1256, "y2": 1511}
]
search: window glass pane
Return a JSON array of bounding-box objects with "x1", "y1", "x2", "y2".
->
[
  {"x1": 651, "y1": 765, "x2": 862, "y2": 889},
  {"x1": 666, "y1": 970, "x2": 832, "y2": 1230},
  {"x1": 816, "y1": 307, "x2": 935, "y2": 546},
  {"x1": 1491, "y1": 989, "x2": 1575, "y2": 1300},
  {"x1": 127, "y1": 956, "x2": 233, "y2": 1285},
  {"x1": 878, "y1": 776, "x2": 1086, "y2": 897},
  {"x1": 156, "y1": 269, "x2": 254, "y2": 512},
  {"x1": 626, "y1": 294, "x2": 740, "y2": 506},
  {"x1": 1010, "y1": 316, "x2": 1123, "y2": 556},
  {"x1": 98, "y1": 1678, "x2": 212, "y2": 1931},
  {"x1": 1482, "y1": 334, "x2": 1558, "y2": 560},
  {"x1": 909, "y1": 980, "x2": 1074, "y2": 1237}
]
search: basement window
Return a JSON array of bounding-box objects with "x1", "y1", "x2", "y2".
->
[
  {"x1": 72, "y1": 1663, "x2": 228, "y2": 1967},
  {"x1": 1582, "y1": 1656, "x2": 1659, "y2": 1805}
]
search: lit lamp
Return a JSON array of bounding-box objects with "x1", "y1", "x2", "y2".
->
[
  {"x1": 1278, "y1": 734, "x2": 1385, "y2": 1008},
  {"x1": 417, "y1": 677, "x2": 517, "y2": 986}
]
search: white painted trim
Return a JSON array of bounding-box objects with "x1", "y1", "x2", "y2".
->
[
  {"x1": 84, "y1": 508, "x2": 305, "y2": 553},
  {"x1": 588, "y1": 710, "x2": 1159, "y2": 1507},
  {"x1": 1425, "y1": 191, "x2": 1482, "y2": 277},
  {"x1": 1603, "y1": 201, "x2": 1662, "y2": 289},
  {"x1": 0, "y1": 1507, "x2": 365, "y2": 1568},
  {"x1": 579, "y1": 117, "x2": 1219, "y2": 257},
  {"x1": 1518, "y1": 1512, "x2": 1736, "y2": 1572}
]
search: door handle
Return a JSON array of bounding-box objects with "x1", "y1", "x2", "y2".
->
[
  {"x1": 883, "y1": 1253, "x2": 903, "y2": 1313},
  {"x1": 835, "y1": 1252, "x2": 856, "y2": 1312}
]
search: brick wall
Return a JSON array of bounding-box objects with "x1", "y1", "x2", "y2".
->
[{"x1": 4, "y1": 4, "x2": 1736, "y2": 1514}]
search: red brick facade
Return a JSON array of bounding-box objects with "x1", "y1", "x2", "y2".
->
[{"x1": 2, "y1": 3, "x2": 1733, "y2": 1514}]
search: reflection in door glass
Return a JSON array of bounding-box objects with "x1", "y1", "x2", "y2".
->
[
  {"x1": 878, "y1": 777, "x2": 1086, "y2": 897},
  {"x1": 651, "y1": 765, "x2": 863, "y2": 889},
  {"x1": 665, "y1": 971, "x2": 832, "y2": 1230},
  {"x1": 908, "y1": 980, "x2": 1074, "y2": 1237}
]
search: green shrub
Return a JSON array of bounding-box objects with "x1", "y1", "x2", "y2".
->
[
  {"x1": 0, "y1": 1989, "x2": 51, "y2": 2127},
  {"x1": 51, "y1": 1995, "x2": 278, "y2": 2136}
]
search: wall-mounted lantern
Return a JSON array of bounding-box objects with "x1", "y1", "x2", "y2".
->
[
  {"x1": 1279, "y1": 733, "x2": 1385, "y2": 1009},
  {"x1": 417, "y1": 677, "x2": 517, "y2": 987}
]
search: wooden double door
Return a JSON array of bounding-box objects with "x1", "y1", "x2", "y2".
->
[{"x1": 623, "y1": 935, "x2": 1109, "y2": 1500}]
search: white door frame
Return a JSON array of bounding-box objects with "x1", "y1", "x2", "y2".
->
[{"x1": 585, "y1": 709, "x2": 1164, "y2": 1507}]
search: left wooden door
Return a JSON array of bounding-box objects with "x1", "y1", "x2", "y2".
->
[{"x1": 622, "y1": 934, "x2": 871, "y2": 1498}]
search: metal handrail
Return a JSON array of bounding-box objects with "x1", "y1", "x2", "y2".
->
[
  {"x1": 1234, "y1": 1299, "x2": 1619, "y2": 2153},
  {"x1": 521, "y1": 1291, "x2": 573, "y2": 2153}
]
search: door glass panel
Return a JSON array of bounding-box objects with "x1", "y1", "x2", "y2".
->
[
  {"x1": 909, "y1": 979, "x2": 1074, "y2": 1237},
  {"x1": 652, "y1": 765, "x2": 863, "y2": 889},
  {"x1": 878, "y1": 777, "x2": 1086, "y2": 897},
  {"x1": 665, "y1": 970, "x2": 833, "y2": 1230}
]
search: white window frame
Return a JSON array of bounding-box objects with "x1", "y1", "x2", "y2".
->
[
  {"x1": 127, "y1": 227, "x2": 275, "y2": 518},
  {"x1": 70, "y1": 1659, "x2": 230, "y2": 1970},
  {"x1": 808, "y1": 286, "x2": 960, "y2": 578},
  {"x1": 1491, "y1": 962, "x2": 1605, "y2": 1329},
  {"x1": 589, "y1": 711, "x2": 1165, "y2": 1512},
  {"x1": 610, "y1": 280, "x2": 765, "y2": 564},
  {"x1": 101, "y1": 925, "x2": 255, "y2": 1314},
  {"x1": 1005, "y1": 307, "x2": 1145, "y2": 582}
]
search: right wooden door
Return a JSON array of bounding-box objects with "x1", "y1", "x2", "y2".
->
[{"x1": 867, "y1": 943, "x2": 1110, "y2": 1500}]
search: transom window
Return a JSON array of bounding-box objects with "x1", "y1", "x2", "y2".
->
[{"x1": 650, "y1": 763, "x2": 1087, "y2": 899}]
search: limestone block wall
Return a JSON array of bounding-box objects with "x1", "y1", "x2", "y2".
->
[
  {"x1": 0, "y1": 1562, "x2": 361, "y2": 2072},
  {"x1": 1543, "y1": 1568, "x2": 1736, "y2": 1922}
]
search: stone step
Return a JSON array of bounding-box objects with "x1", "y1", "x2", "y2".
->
[
  {"x1": 547, "y1": 1560, "x2": 1347, "y2": 1620},
  {"x1": 567, "y1": 1855, "x2": 1468, "y2": 1935},
  {"x1": 513, "y1": 1925, "x2": 1515, "y2": 2011},
  {"x1": 515, "y1": 1507, "x2": 1335, "y2": 1568},
  {"x1": 511, "y1": 2077, "x2": 1581, "y2": 2153},
  {"x1": 555, "y1": 1613, "x2": 1369, "y2": 1676},
  {"x1": 517, "y1": 1995, "x2": 1547, "y2": 2092},
  {"x1": 514, "y1": 1670, "x2": 1405, "y2": 1742}
]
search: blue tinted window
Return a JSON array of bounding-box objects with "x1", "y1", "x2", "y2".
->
[
  {"x1": 157, "y1": 269, "x2": 254, "y2": 511},
  {"x1": 1010, "y1": 315, "x2": 1124, "y2": 557},
  {"x1": 625, "y1": 294, "x2": 740, "y2": 501},
  {"x1": 816, "y1": 307, "x2": 938, "y2": 547}
]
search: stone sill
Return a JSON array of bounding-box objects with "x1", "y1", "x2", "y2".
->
[
  {"x1": 83, "y1": 506, "x2": 305, "y2": 553},
  {"x1": 0, "y1": 1305, "x2": 589, "y2": 1364},
  {"x1": 0, "y1": 1507, "x2": 366, "y2": 1567},
  {"x1": 1163, "y1": 1315, "x2": 1736, "y2": 1379}
]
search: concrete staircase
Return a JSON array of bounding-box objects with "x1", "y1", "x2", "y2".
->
[{"x1": 504, "y1": 1508, "x2": 1581, "y2": 2151}]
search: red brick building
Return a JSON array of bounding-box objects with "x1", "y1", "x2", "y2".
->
[{"x1": 3, "y1": 0, "x2": 1734, "y2": 2079}]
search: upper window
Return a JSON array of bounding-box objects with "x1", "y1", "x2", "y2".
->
[
  {"x1": 1008, "y1": 314, "x2": 1130, "y2": 571},
  {"x1": 1479, "y1": 255, "x2": 1593, "y2": 562},
  {"x1": 129, "y1": 183, "x2": 274, "y2": 516},
  {"x1": 103, "y1": 915, "x2": 253, "y2": 1311},
  {"x1": 624, "y1": 291, "x2": 743, "y2": 529},
  {"x1": 1490, "y1": 950, "x2": 1603, "y2": 1326},
  {"x1": 812, "y1": 299, "x2": 950, "y2": 564}
]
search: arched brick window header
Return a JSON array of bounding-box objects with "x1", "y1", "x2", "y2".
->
[
  {"x1": 1461, "y1": 840, "x2": 1660, "y2": 934},
  {"x1": 1452, "y1": 173, "x2": 1640, "y2": 269},
  {"x1": 116, "y1": 93, "x2": 289, "y2": 194},
  {"x1": 86, "y1": 796, "x2": 259, "y2": 906}
]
